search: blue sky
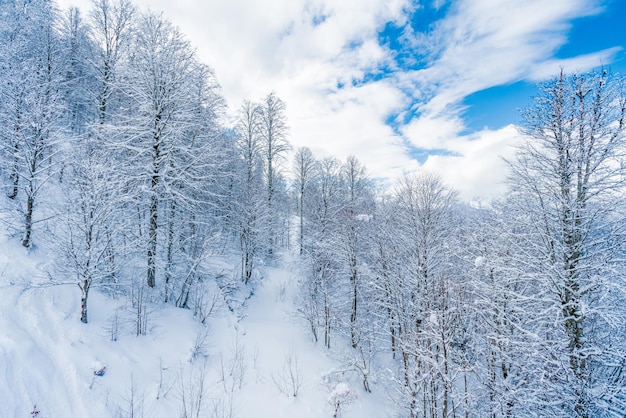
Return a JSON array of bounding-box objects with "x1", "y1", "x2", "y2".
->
[
  {"x1": 58, "y1": 0, "x2": 626, "y2": 200},
  {"x1": 462, "y1": 0, "x2": 626, "y2": 132}
]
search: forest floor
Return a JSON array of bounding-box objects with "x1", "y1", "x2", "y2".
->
[{"x1": 0, "y1": 235, "x2": 393, "y2": 417}]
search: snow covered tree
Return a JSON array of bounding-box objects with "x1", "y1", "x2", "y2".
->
[
  {"x1": 259, "y1": 92, "x2": 290, "y2": 257},
  {"x1": 62, "y1": 135, "x2": 125, "y2": 323},
  {"x1": 371, "y1": 173, "x2": 462, "y2": 417},
  {"x1": 339, "y1": 156, "x2": 371, "y2": 348},
  {"x1": 118, "y1": 12, "x2": 213, "y2": 288},
  {"x1": 0, "y1": 0, "x2": 33, "y2": 200},
  {"x1": 157, "y1": 60, "x2": 226, "y2": 305},
  {"x1": 297, "y1": 156, "x2": 340, "y2": 347},
  {"x1": 58, "y1": 7, "x2": 97, "y2": 135},
  {"x1": 88, "y1": 0, "x2": 135, "y2": 124},
  {"x1": 457, "y1": 205, "x2": 521, "y2": 416},
  {"x1": 232, "y1": 100, "x2": 265, "y2": 284},
  {"x1": 0, "y1": 0, "x2": 65, "y2": 248},
  {"x1": 52, "y1": 0, "x2": 135, "y2": 320},
  {"x1": 292, "y1": 146, "x2": 317, "y2": 255},
  {"x1": 504, "y1": 69, "x2": 626, "y2": 416}
]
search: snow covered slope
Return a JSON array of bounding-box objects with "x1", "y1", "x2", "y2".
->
[{"x1": 0, "y1": 236, "x2": 393, "y2": 417}]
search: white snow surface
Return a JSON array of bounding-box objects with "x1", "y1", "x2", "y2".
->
[{"x1": 0, "y1": 234, "x2": 393, "y2": 417}]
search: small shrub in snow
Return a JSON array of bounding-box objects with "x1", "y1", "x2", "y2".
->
[
  {"x1": 178, "y1": 359, "x2": 209, "y2": 418},
  {"x1": 118, "y1": 374, "x2": 145, "y2": 418},
  {"x1": 130, "y1": 278, "x2": 157, "y2": 336},
  {"x1": 190, "y1": 326, "x2": 210, "y2": 360},
  {"x1": 213, "y1": 338, "x2": 247, "y2": 418},
  {"x1": 328, "y1": 382, "x2": 357, "y2": 418},
  {"x1": 219, "y1": 334, "x2": 247, "y2": 391},
  {"x1": 271, "y1": 350, "x2": 302, "y2": 397},
  {"x1": 156, "y1": 358, "x2": 175, "y2": 400},
  {"x1": 108, "y1": 309, "x2": 120, "y2": 342},
  {"x1": 191, "y1": 279, "x2": 221, "y2": 324}
]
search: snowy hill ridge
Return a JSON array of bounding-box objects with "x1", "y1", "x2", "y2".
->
[{"x1": 0, "y1": 236, "x2": 390, "y2": 418}]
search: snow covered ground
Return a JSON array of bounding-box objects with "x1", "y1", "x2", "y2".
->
[{"x1": 0, "y1": 234, "x2": 394, "y2": 417}]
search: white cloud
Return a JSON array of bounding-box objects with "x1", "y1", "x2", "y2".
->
[
  {"x1": 401, "y1": 114, "x2": 464, "y2": 150},
  {"x1": 528, "y1": 46, "x2": 623, "y2": 80},
  {"x1": 421, "y1": 125, "x2": 523, "y2": 202},
  {"x1": 55, "y1": 0, "x2": 621, "y2": 201}
]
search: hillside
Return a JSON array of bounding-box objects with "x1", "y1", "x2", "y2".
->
[{"x1": 0, "y1": 235, "x2": 391, "y2": 417}]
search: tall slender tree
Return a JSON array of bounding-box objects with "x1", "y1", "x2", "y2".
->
[
  {"x1": 259, "y1": 92, "x2": 290, "y2": 257},
  {"x1": 234, "y1": 100, "x2": 265, "y2": 284},
  {"x1": 62, "y1": 134, "x2": 124, "y2": 323},
  {"x1": 340, "y1": 156, "x2": 370, "y2": 348},
  {"x1": 292, "y1": 147, "x2": 317, "y2": 255}
]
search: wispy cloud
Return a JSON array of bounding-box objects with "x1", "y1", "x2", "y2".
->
[{"x1": 390, "y1": 0, "x2": 620, "y2": 199}]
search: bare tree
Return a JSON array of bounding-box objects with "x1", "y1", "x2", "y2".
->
[
  {"x1": 259, "y1": 92, "x2": 290, "y2": 257},
  {"x1": 234, "y1": 100, "x2": 265, "y2": 284},
  {"x1": 292, "y1": 147, "x2": 317, "y2": 254},
  {"x1": 59, "y1": 7, "x2": 96, "y2": 135},
  {"x1": 89, "y1": 0, "x2": 135, "y2": 124},
  {"x1": 302, "y1": 157, "x2": 344, "y2": 348},
  {"x1": 62, "y1": 136, "x2": 125, "y2": 323},
  {"x1": 341, "y1": 156, "x2": 369, "y2": 348}
]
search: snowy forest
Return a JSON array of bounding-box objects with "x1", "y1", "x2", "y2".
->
[{"x1": 1, "y1": 0, "x2": 626, "y2": 417}]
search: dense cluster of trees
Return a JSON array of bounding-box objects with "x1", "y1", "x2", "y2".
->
[
  {"x1": 293, "y1": 69, "x2": 626, "y2": 417},
  {"x1": 1, "y1": 1, "x2": 625, "y2": 416}
]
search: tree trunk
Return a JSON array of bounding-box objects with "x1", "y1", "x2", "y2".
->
[
  {"x1": 8, "y1": 141, "x2": 19, "y2": 199},
  {"x1": 22, "y1": 192, "x2": 34, "y2": 247},
  {"x1": 324, "y1": 291, "x2": 331, "y2": 348},
  {"x1": 299, "y1": 193, "x2": 304, "y2": 254},
  {"x1": 148, "y1": 118, "x2": 161, "y2": 288},
  {"x1": 104, "y1": 227, "x2": 116, "y2": 283},
  {"x1": 164, "y1": 199, "x2": 175, "y2": 301},
  {"x1": 147, "y1": 191, "x2": 158, "y2": 288},
  {"x1": 8, "y1": 99, "x2": 22, "y2": 199},
  {"x1": 80, "y1": 278, "x2": 90, "y2": 323},
  {"x1": 350, "y1": 247, "x2": 358, "y2": 348}
]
